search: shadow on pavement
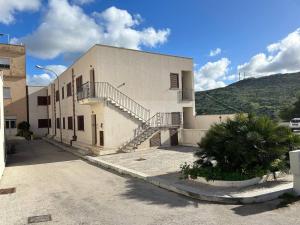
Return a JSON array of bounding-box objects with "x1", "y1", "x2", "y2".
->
[
  {"x1": 231, "y1": 200, "x2": 281, "y2": 216},
  {"x1": 6, "y1": 139, "x2": 78, "y2": 167},
  {"x1": 120, "y1": 176, "x2": 204, "y2": 208}
]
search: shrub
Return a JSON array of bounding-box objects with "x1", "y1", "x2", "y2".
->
[
  {"x1": 182, "y1": 114, "x2": 300, "y2": 181},
  {"x1": 17, "y1": 121, "x2": 32, "y2": 140}
]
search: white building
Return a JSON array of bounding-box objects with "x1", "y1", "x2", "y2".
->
[
  {"x1": 0, "y1": 74, "x2": 5, "y2": 178},
  {"x1": 28, "y1": 44, "x2": 232, "y2": 154}
]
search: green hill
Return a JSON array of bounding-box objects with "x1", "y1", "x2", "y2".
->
[{"x1": 195, "y1": 72, "x2": 300, "y2": 118}]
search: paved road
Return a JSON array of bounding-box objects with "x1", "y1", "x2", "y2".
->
[{"x1": 1, "y1": 140, "x2": 300, "y2": 225}]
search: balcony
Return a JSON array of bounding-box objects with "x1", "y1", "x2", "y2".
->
[{"x1": 178, "y1": 89, "x2": 194, "y2": 102}]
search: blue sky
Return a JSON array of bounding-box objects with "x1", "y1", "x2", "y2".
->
[{"x1": 1, "y1": 0, "x2": 300, "y2": 90}]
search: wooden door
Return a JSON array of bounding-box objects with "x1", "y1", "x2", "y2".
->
[
  {"x1": 99, "y1": 131, "x2": 104, "y2": 146},
  {"x1": 91, "y1": 114, "x2": 97, "y2": 145},
  {"x1": 170, "y1": 129, "x2": 178, "y2": 146}
]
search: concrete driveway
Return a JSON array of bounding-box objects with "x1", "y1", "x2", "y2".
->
[{"x1": 1, "y1": 140, "x2": 300, "y2": 225}]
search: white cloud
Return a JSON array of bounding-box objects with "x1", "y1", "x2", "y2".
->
[
  {"x1": 27, "y1": 64, "x2": 67, "y2": 86},
  {"x1": 72, "y1": 0, "x2": 94, "y2": 5},
  {"x1": 195, "y1": 58, "x2": 231, "y2": 91},
  {"x1": 0, "y1": 0, "x2": 41, "y2": 24},
  {"x1": 238, "y1": 28, "x2": 300, "y2": 76},
  {"x1": 45, "y1": 65, "x2": 67, "y2": 75},
  {"x1": 13, "y1": 1, "x2": 170, "y2": 59},
  {"x1": 209, "y1": 48, "x2": 221, "y2": 57},
  {"x1": 27, "y1": 73, "x2": 54, "y2": 86}
]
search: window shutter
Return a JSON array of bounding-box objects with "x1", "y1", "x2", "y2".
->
[
  {"x1": 170, "y1": 73, "x2": 179, "y2": 89},
  {"x1": 68, "y1": 116, "x2": 73, "y2": 129}
]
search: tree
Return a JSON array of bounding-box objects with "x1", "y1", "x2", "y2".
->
[
  {"x1": 17, "y1": 121, "x2": 32, "y2": 140},
  {"x1": 280, "y1": 96, "x2": 300, "y2": 121},
  {"x1": 182, "y1": 114, "x2": 300, "y2": 181}
]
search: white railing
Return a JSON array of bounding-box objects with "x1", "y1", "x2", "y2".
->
[{"x1": 77, "y1": 82, "x2": 150, "y2": 122}]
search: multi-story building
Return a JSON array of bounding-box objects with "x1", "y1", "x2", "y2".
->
[
  {"x1": 29, "y1": 44, "x2": 195, "y2": 154},
  {"x1": 0, "y1": 44, "x2": 27, "y2": 136},
  {"x1": 27, "y1": 86, "x2": 49, "y2": 136},
  {"x1": 0, "y1": 75, "x2": 5, "y2": 178}
]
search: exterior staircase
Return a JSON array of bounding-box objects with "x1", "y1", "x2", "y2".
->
[
  {"x1": 77, "y1": 82, "x2": 181, "y2": 153},
  {"x1": 77, "y1": 82, "x2": 150, "y2": 122},
  {"x1": 119, "y1": 112, "x2": 181, "y2": 152}
]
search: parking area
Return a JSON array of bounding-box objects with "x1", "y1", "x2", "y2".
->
[
  {"x1": 98, "y1": 146, "x2": 198, "y2": 176},
  {"x1": 1, "y1": 140, "x2": 300, "y2": 225}
]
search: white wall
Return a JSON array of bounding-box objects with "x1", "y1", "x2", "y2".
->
[
  {"x1": 46, "y1": 45, "x2": 195, "y2": 150},
  {"x1": 27, "y1": 86, "x2": 49, "y2": 136},
  {"x1": 0, "y1": 75, "x2": 5, "y2": 178}
]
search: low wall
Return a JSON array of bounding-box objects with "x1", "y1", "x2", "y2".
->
[
  {"x1": 180, "y1": 129, "x2": 207, "y2": 147},
  {"x1": 192, "y1": 114, "x2": 235, "y2": 130}
]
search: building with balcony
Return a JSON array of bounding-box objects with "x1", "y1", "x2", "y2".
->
[
  {"x1": 0, "y1": 44, "x2": 27, "y2": 136},
  {"x1": 30, "y1": 44, "x2": 197, "y2": 154}
]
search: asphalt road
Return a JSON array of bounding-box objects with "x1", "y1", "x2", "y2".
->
[{"x1": 0, "y1": 140, "x2": 300, "y2": 225}]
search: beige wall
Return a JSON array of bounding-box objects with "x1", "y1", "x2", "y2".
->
[
  {"x1": 179, "y1": 129, "x2": 207, "y2": 147},
  {"x1": 27, "y1": 86, "x2": 48, "y2": 136},
  {"x1": 0, "y1": 75, "x2": 5, "y2": 178},
  {"x1": 183, "y1": 107, "x2": 235, "y2": 130},
  {"x1": 0, "y1": 44, "x2": 27, "y2": 134},
  {"x1": 46, "y1": 45, "x2": 194, "y2": 150},
  {"x1": 4, "y1": 78, "x2": 27, "y2": 123},
  {"x1": 180, "y1": 113, "x2": 236, "y2": 146}
]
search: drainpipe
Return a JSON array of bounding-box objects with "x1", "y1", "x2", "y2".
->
[{"x1": 70, "y1": 68, "x2": 77, "y2": 146}]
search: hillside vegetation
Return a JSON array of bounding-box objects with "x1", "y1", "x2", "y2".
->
[{"x1": 195, "y1": 72, "x2": 300, "y2": 118}]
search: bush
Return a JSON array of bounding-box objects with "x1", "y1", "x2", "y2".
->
[
  {"x1": 182, "y1": 114, "x2": 300, "y2": 181},
  {"x1": 17, "y1": 121, "x2": 32, "y2": 140}
]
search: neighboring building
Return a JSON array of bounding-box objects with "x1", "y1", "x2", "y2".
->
[
  {"x1": 27, "y1": 86, "x2": 49, "y2": 136},
  {"x1": 0, "y1": 74, "x2": 5, "y2": 178},
  {"x1": 30, "y1": 44, "x2": 195, "y2": 154},
  {"x1": 0, "y1": 44, "x2": 27, "y2": 136}
]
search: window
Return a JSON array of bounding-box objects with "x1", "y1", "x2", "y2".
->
[
  {"x1": 37, "y1": 96, "x2": 48, "y2": 105},
  {"x1": 68, "y1": 116, "x2": 73, "y2": 130},
  {"x1": 67, "y1": 82, "x2": 72, "y2": 97},
  {"x1": 56, "y1": 90, "x2": 59, "y2": 102},
  {"x1": 170, "y1": 73, "x2": 179, "y2": 89},
  {"x1": 5, "y1": 119, "x2": 16, "y2": 129},
  {"x1": 56, "y1": 118, "x2": 61, "y2": 129},
  {"x1": 38, "y1": 119, "x2": 51, "y2": 128},
  {"x1": 76, "y1": 76, "x2": 83, "y2": 92},
  {"x1": 171, "y1": 112, "x2": 181, "y2": 125},
  {"x1": 11, "y1": 120, "x2": 16, "y2": 128},
  {"x1": 48, "y1": 96, "x2": 51, "y2": 105},
  {"x1": 3, "y1": 87, "x2": 11, "y2": 99},
  {"x1": 63, "y1": 117, "x2": 65, "y2": 129},
  {"x1": 0, "y1": 58, "x2": 10, "y2": 69},
  {"x1": 77, "y1": 115, "x2": 84, "y2": 131},
  {"x1": 62, "y1": 87, "x2": 64, "y2": 99}
]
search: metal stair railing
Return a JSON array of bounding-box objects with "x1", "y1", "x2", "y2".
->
[
  {"x1": 77, "y1": 81, "x2": 150, "y2": 122},
  {"x1": 121, "y1": 112, "x2": 181, "y2": 151}
]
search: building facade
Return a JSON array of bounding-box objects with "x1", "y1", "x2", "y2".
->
[
  {"x1": 27, "y1": 86, "x2": 49, "y2": 136},
  {"x1": 0, "y1": 44, "x2": 27, "y2": 136},
  {"x1": 0, "y1": 75, "x2": 5, "y2": 178},
  {"x1": 30, "y1": 45, "x2": 195, "y2": 154}
]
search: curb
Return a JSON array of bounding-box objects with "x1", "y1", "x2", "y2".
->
[{"x1": 42, "y1": 137, "x2": 294, "y2": 204}]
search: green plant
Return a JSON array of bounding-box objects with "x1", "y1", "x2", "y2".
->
[
  {"x1": 17, "y1": 121, "x2": 33, "y2": 140},
  {"x1": 181, "y1": 114, "x2": 300, "y2": 181}
]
